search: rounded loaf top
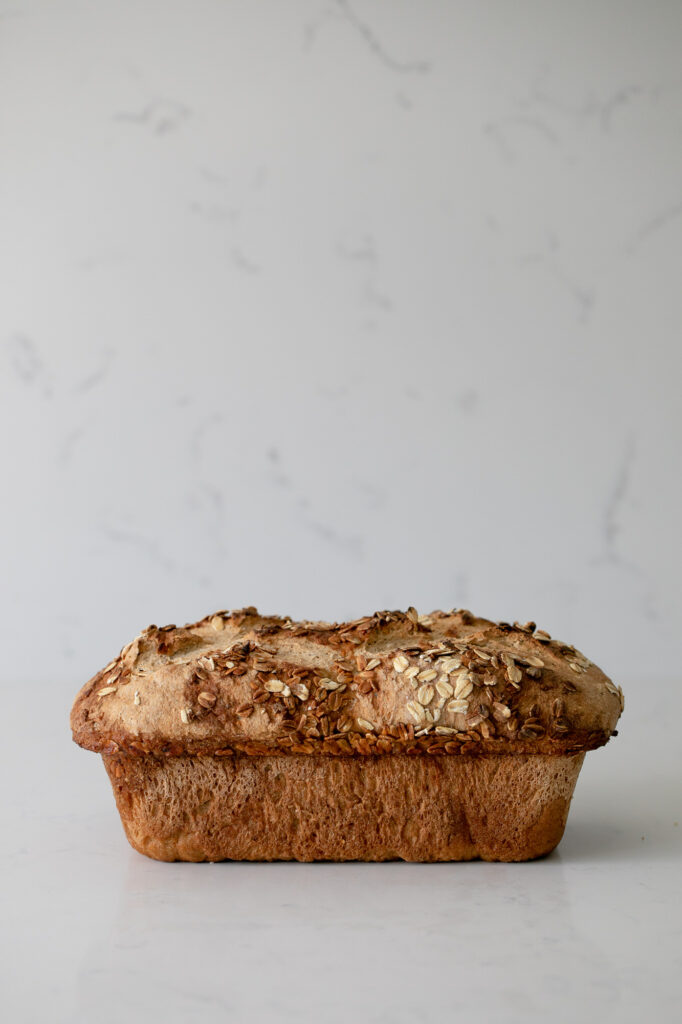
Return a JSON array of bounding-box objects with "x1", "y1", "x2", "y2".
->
[{"x1": 70, "y1": 607, "x2": 623, "y2": 758}]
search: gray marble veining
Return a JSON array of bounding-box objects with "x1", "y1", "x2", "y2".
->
[{"x1": 0, "y1": 0, "x2": 681, "y2": 685}]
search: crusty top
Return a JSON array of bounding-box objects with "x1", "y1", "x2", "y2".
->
[{"x1": 70, "y1": 607, "x2": 623, "y2": 758}]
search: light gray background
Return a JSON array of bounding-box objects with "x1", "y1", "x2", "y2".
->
[
  {"x1": 2, "y1": 0, "x2": 681, "y2": 687},
  {"x1": 1, "y1": 6, "x2": 681, "y2": 1023}
]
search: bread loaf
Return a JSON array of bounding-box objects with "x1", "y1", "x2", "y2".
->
[{"x1": 71, "y1": 607, "x2": 623, "y2": 861}]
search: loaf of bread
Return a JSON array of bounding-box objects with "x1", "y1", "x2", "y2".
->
[{"x1": 70, "y1": 607, "x2": 623, "y2": 861}]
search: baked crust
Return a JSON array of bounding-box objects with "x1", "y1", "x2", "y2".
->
[
  {"x1": 71, "y1": 607, "x2": 622, "y2": 758},
  {"x1": 102, "y1": 751, "x2": 586, "y2": 862}
]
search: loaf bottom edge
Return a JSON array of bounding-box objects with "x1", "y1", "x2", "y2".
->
[{"x1": 102, "y1": 751, "x2": 585, "y2": 863}]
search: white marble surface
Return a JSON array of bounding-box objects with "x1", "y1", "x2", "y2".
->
[
  {"x1": 2, "y1": 680, "x2": 680, "y2": 1022},
  {"x1": 1, "y1": 1, "x2": 682, "y2": 687}
]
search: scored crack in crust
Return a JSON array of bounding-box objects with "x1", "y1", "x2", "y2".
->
[{"x1": 70, "y1": 607, "x2": 624, "y2": 759}]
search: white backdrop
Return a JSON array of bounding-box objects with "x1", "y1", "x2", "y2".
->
[{"x1": 1, "y1": 0, "x2": 681, "y2": 687}]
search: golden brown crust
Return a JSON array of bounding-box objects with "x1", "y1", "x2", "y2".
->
[
  {"x1": 102, "y1": 751, "x2": 586, "y2": 862},
  {"x1": 71, "y1": 607, "x2": 623, "y2": 758}
]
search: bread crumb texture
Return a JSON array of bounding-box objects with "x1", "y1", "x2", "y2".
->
[{"x1": 103, "y1": 752, "x2": 585, "y2": 862}]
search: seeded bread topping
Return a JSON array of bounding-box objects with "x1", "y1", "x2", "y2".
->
[{"x1": 70, "y1": 607, "x2": 623, "y2": 758}]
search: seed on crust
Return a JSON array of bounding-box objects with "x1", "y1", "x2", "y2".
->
[
  {"x1": 453, "y1": 672, "x2": 474, "y2": 699},
  {"x1": 97, "y1": 686, "x2": 117, "y2": 697},
  {"x1": 535, "y1": 630, "x2": 551, "y2": 642},
  {"x1": 393, "y1": 655, "x2": 410, "y2": 673},
  {"x1": 198, "y1": 691, "x2": 217, "y2": 708},
  {"x1": 566, "y1": 648, "x2": 590, "y2": 668},
  {"x1": 406, "y1": 700, "x2": 426, "y2": 723},
  {"x1": 365, "y1": 658, "x2": 381, "y2": 670},
  {"x1": 447, "y1": 698, "x2": 469, "y2": 714},
  {"x1": 357, "y1": 718, "x2": 375, "y2": 732},
  {"x1": 519, "y1": 723, "x2": 545, "y2": 738},
  {"x1": 416, "y1": 684, "x2": 435, "y2": 706},
  {"x1": 319, "y1": 678, "x2": 340, "y2": 690},
  {"x1": 264, "y1": 679, "x2": 285, "y2": 693},
  {"x1": 435, "y1": 726, "x2": 457, "y2": 735},
  {"x1": 290, "y1": 682, "x2": 309, "y2": 701},
  {"x1": 417, "y1": 669, "x2": 438, "y2": 683},
  {"x1": 492, "y1": 701, "x2": 511, "y2": 719},
  {"x1": 436, "y1": 678, "x2": 454, "y2": 698},
  {"x1": 507, "y1": 663, "x2": 523, "y2": 684},
  {"x1": 404, "y1": 666, "x2": 419, "y2": 680},
  {"x1": 253, "y1": 659, "x2": 275, "y2": 672},
  {"x1": 198, "y1": 656, "x2": 215, "y2": 671},
  {"x1": 567, "y1": 661, "x2": 586, "y2": 674},
  {"x1": 180, "y1": 708, "x2": 190, "y2": 724},
  {"x1": 133, "y1": 690, "x2": 141, "y2": 705}
]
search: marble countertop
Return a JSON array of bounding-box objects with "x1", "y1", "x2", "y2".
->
[{"x1": 2, "y1": 682, "x2": 680, "y2": 1023}]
